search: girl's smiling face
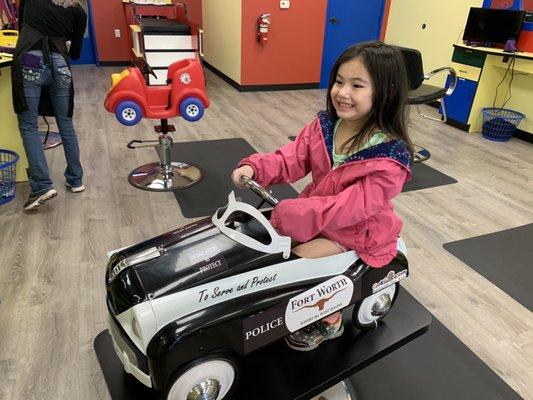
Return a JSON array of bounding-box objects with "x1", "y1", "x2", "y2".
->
[{"x1": 330, "y1": 57, "x2": 374, "y2": 128}]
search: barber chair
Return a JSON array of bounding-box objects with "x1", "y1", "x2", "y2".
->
[
  {"x1": 397, "y1": 46, "x2": 458, "y2": 162},
  {"x1": 104, "y1": 56, "x2": 209, "y2": 191}
]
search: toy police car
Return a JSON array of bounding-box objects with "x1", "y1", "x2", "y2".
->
[{"x1": 105, "y1": 178, "x2": 408, "y2": 400}]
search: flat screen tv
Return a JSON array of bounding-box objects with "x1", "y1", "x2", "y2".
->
[{"x1": 463, "y1": 7, "x2": 526, "y2": 45}]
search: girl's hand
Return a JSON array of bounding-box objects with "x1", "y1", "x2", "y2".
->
[{"x1": 231, "y1": 165, "x2": 254, "y2": 189}]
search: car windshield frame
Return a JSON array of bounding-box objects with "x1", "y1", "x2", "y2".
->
[{"x1": 212, "y1": 192, "x2": 291, "y2": 259}]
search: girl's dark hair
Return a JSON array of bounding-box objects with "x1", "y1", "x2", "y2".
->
[{"x1": 326, "y1": 40, "x2": 414, "y2": 158}]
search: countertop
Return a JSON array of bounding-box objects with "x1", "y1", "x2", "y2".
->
[{"x1": 0, "y1": 52, "x2": 13, "y2": 67}]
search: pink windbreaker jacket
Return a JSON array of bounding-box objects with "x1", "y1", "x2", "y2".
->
[{"x1": 239, "y1": 111, "x2": 412, "y2": 267}]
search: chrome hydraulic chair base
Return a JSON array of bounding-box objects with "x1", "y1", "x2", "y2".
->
[
  {"x1": 127, "y1": 119, "x2": 202, "y2": 192},
  {"x1": 128, "y1": 162, "x2": 202, "y2": 191},
  {"x1": 39, "y1": 117, "x2": 63, "y2": 150},
  {"x1": 311, "y1": 381, "x2": 355, "y2": 400},
  {"x1": 39, "y1": 131, "x2": 62, "y2": 150},
  {"x1": 413, "y1": 145, "x2": 431, "y2": 162}
]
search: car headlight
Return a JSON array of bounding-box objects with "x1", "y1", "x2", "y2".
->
[
  {"x1": 116, "y1": 303, "x2": 157, "y2": 352},
  {"x1": 107, "y1": 246, "x2": 162, "y2": 285},
  {"x1": 110, "y1": 69, "x2": 130, "y2": 91}
]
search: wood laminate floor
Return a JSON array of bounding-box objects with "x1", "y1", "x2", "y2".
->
[{"x1": 0, "y1": 66, "x2": 532, "y2": 399}]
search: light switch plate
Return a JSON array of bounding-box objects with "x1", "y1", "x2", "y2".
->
[
  {"x1": 280, "y1": 0, "x2": 290, "y2": 9},
  {"x1": 114, "y1": 29, "x2": 121, "y2": 38}
]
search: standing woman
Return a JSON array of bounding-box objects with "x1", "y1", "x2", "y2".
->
[{"x1": 12, "y1": 0, "x2": 86, "y2": 210}]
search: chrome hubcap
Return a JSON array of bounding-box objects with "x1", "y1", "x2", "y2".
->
[
  {"x1": 186, "y1": 104, "x2": 199, "y2": 116},
  {"x1": 187, "y1": 378, "x2": 221, "y2": 400},
  {"x1": 371, "y1": 293, "x2": 392, "y2": 317},
  {"x1": 122, "y1": 108, "x2": 136, "y2": 121}
]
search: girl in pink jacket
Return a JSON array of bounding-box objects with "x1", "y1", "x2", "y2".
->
[{"x1": 231, "y1": 41, "x2": 414, "y2": 351}]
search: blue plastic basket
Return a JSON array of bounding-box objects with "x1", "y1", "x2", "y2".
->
[
  {"x1": 481, "y1": 108, "x2": 525, "y2": 142},
  {"x1": 0, "y1": 149, "x2": 19, "y2": 206}
]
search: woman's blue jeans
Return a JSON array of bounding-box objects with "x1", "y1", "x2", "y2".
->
[{"x1": 17, "y1": 50, "x2": 83, "y2": 195}]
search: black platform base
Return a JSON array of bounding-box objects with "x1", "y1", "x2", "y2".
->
[{"x1": 94, "y1": 289, "x2": 431, "y2": 400}]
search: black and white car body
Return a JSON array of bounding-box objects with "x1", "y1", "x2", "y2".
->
[{"x1": 105, "y1": 179, "x2": 409, "y2": 400}]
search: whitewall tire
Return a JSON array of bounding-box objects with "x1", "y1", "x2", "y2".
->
[
  {"x1": 352, "y1": 283, "x2": 398, "y2": 329},
  {"x1": 165, "y1": 357, "x2": 237, "y2": 400}
]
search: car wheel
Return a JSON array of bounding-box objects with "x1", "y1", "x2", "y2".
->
[
  {"x1": 115, "y1": 101, "x2": 143, "y2": 126},
  {"x1": 179, "y1": 97, "x2": 205, "y2": 122},
  {"x1": 164, "y1": 356, "x2": 238, "y2": 400},
  {"x1": 352, "y1": 283, "x2": 399, "y2": 329}
]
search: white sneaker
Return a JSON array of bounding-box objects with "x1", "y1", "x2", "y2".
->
[
  {"x1": 23, "y1": 188, "x2": 58, "y2": 210},
  {"x1": 65, "y1": 183, "x2": 85, "y2": 193}
]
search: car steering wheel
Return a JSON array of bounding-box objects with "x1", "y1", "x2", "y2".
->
[{"x1": 240, "y1": 176, "x2": 279, "y2": 206}]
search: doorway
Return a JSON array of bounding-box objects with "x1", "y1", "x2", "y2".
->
[
  {"x1": 320, "y1": 0, "x2": 385, "y2": 87},
  {"x1": 71, "y1": 0, "x2": 97, "y2": 65}
]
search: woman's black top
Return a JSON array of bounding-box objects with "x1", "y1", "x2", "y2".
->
[
  {"x1": 12, "y1": 0, "x2": 87, "y2": 115},
  {"x1": 18, "y1": 0, "x2": 86, "y2": 60}
]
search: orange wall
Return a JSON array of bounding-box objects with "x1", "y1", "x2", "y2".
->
[
  {"x1": 90, "y1": 0, "x2": 389, "y2": 81},
  {"x1": 91, "y1": 0, "x2": 202, "y2": 63},
  {"x1": 91, "y1": 0, "x2": 131, "y2": 62},
  {"x1": 241, "y1": 0, "x2": 327, "y2": 85}
]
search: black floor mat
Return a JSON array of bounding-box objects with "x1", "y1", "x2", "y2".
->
[
  {"x1": 402, "y1": 162, "x2": 457, "y2": 192},
  {"x1": 444, "y1": 224, "x2": 533, "y2": 311},
  {"x1": 348, "y1": 317, "x2": 523, "y2": 400},
  {"x1": 164, "y1": 138, "x2": 298, "y2": 218}
]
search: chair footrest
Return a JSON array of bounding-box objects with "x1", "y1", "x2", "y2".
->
[{"x1": 154, "y1": 124, "x2": 176, "y2": 133}]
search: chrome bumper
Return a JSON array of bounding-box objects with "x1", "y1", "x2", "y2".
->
[{"x1": 107, "y1": 314, "x2": 152, "y2": 388}]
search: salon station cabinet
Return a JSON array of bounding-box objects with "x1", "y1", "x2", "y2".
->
[
  {"x1": 0, "y1": 54, "x2": 28, "y2": 181},
  {"x1": 443, "y1": 44, "x2": 533, "y2": 136}
]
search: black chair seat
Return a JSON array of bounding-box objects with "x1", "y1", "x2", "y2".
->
[
  {"x1": 141, "y1": 18, "x2": 191, "y2": 35},
  {"x1": 408, "y1": 84, "x2": 447, "y2": 105}
]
